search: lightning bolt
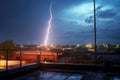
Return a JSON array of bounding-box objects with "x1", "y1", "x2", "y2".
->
[{"x1": 44, "y1": 3, "x2": 53, "y2": 46}]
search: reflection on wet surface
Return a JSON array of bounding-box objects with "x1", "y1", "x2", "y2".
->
[
  {"x1": 13, "y1": 71, "x2": 83, "y2": 80},
  {"x1": 110, "y1": 76, "x2": 120, "y2": 80}
]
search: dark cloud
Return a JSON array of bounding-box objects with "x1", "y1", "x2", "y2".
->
[
  {"x1": 95, "y1": 5, "x2": 117, "y2": 19},
  {"x1": 85, "y1": 15, "x2": 94, "y2": 23},
  {"x1": 84, "y1": 6, "x2": 103, "y2": 24},
  {"x1": 85, "y1": 6, "x2": 117, "y2": 24},
  {"x1": 97, "y1": 9, "x2": 117, "y2": 19}
]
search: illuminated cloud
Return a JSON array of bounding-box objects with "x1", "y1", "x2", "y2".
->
[
  {"x1": 61, "y1": 2, "x2": 95, "y2": 26},
  {"x1": 61, "y1": 2, "x2": 115, "y2": 25}
]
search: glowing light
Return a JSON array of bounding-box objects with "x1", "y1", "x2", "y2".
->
[
  {"x1": 44, "y1": 61, "x2": 47, "y2": 63},
  {"x1": 50, "y1": 44, "x2": 54, "y2": 48},
  {"x1": 0, "y1": 60, "x2": 26, "y2": 69},
  {"x1": 85, "y1": 43, "x2": 93, "y2": 48},
  {"x1": 44, "y1": 3, "x2": 53, "y2": 46},
  {"x1": 37, "y1": 45, "x2": 40, "y2": 48},
  {"x1": 76, "y1": 44, "x2": 80, "y2": 47},
  {"x1": 40, "y1": 44, "x2": 43, "y2": 47}
]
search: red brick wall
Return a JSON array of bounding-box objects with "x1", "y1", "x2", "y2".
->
[{"x1": 0, "y1": 51, "x2": 57, "y2": 62}]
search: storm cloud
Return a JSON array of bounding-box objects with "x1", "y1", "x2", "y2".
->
[
  {"x1": 85, "y1": 15, "x2": 94, "y2": 23},
  {"x1": 97, "y1": 9, "x2": 117, "y2": 19}
]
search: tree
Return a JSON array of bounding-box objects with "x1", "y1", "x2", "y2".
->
[{"x1": 0, "y1": 40, "x2": 20, "y2": 59}]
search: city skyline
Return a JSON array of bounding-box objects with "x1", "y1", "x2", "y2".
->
[{"x1": 0, "y1": 0, "x2": 120, "y2": 45}]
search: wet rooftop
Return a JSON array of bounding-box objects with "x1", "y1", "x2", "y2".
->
[{"x1": 13, "y1": 70, "x2": 83, "y2": 80}]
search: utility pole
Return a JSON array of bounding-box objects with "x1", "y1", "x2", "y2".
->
[
  {"x1": 93, "y1": 0, "x2": 97, "y2": 64},
  {"x1": 20, "y1": 48, "x2": 22, "y2": 68},
  {"x1": 6, "y1": 49, "x2": 8, "y2": 71},
  {"x1": 39, "y1": 49, "x2": 41, "y2": 62}
]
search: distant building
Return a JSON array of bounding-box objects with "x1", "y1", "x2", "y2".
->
[{"x1": 0, "y1": 50, "x2": 57, "y2": 63}]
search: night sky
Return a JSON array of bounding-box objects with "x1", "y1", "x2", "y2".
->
[{"x1": 0, "y1": 0, "x2": 120, "y2": 45}]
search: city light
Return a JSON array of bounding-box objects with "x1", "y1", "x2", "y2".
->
[
  {"x1": 0, "y1": 60, "x2": 26, "y2": 69},
  {"x1": 85, "y1": 43, "x2": 93, "y2": 48}
]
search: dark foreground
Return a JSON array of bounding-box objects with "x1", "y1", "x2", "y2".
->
[{"x1": 0, "y1": 63, "x2": 120, "y2": 80}]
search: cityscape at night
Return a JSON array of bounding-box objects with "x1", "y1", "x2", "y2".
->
[{"x1": 0, "y1": 0, "x2": 120, "y2": 80}]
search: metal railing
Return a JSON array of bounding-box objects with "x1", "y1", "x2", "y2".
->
[{"x1": 0, "y1": 49, "x2": 42, "y2": 71}]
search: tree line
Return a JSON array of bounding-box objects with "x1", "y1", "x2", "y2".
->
[{"x1": 0, "y1": 40, "x2": 20, "y2": 59}]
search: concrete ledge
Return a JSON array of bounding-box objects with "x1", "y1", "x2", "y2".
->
[
  {"x1": 38, "y1": 63, "x2": 103, "y2": 72},
  {"x1": 0, "y1": 63, "x2": 120, "y2": 79},
  {"x1": 0, "y1": 63, "x2": 39, "y2": 79}
]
